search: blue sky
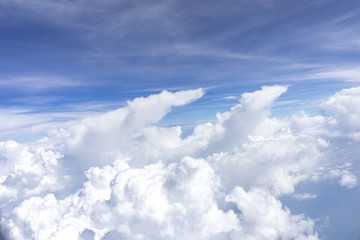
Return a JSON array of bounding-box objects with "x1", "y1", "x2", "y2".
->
[
  {"x1": 1, "y1": 1, "x2": 360, "y2": 240},
  {"x1": 1, "y1": 0, "x2": 360, "y2": 128}
]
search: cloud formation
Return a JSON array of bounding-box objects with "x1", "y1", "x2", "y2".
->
[{"x1": 1, "y1": 86, "x2": 359, "y2": 239}]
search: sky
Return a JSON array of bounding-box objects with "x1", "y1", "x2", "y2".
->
[{"x1": 1, "y1": 0, "x2": 360, "y2": 239}]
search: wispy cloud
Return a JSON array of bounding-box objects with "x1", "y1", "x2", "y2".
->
[
  {"x1": 0, "y1": 101, "x2": 126, "y2": 141},
  {"x1": 0, "y1": 76, "x2": 83, "y2": 91},
  {"x1": 293, "y1": 193, "x2": 317, "y2": 200},
  {"x1": 314, "y1": 68, "x2": 360, "y2": 82}
]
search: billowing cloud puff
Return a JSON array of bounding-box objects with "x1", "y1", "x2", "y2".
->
[
  {"x1": 1, "y1": 86, "x2": 360, "y2": 239},
  {"x1": 226, "y1": 187, "x2": 318, "y2": 240},
  {"x1": 67, "y1": 88, "x2": 204, "y2": 169},
  {"x1": 321, "y1": 87, "x2": 360, "y2": 134},
  {"x1": 0, "y1": 141, "x2": 63, "y2": 208}
]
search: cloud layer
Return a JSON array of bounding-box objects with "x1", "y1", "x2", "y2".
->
[{"x1": 1, "y1": 86, "x2": 359, "y2": 239}]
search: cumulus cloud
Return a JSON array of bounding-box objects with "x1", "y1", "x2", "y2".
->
[
  {"x1": 226, "y1": 187, "x2": 318, "y2": 239},
  {"x1": 328, "y1": 168, "x2": 358, "y2": 189},
  {"x1": 321, "y1": 87, "x2": 360, "y2": 134},
  {"x1": 67, "y1": 88, "x2": 204, "y2": 169},
  {"x1": 339, "y1": 174, "x2": 358, "y2": 189},
  {"x1": 1, "y1": 86, "x2": 360, "y2": 239},
  {"x1": 0, "y1": 141, "x2": 63, "y2": 208}
]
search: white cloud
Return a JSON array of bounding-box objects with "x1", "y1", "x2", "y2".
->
[
  {"x1": 329, "y1": 169, "x2": 358, "y2": 189},
  {"x1": 321, "y1": 87, "x2": 360, "y2": 132},
  {"x1": 0, "y1": 139, "x2": 64, "y2": 223},
  {"x1": 1, "y1": 86, "x2": 360, "y2": 239},
  {"x1": 0, "y1": 105, "x2": 115, "y2": 141},
  {"x1": 314, "y1": 68, "x2": 360, "y2": 82},
  {"x1": 66, "y1": 88, "x2": 204, "y2": 169},
  {"x1": 0, "y1": 76, "x2": 82, "y2": 90},
  {"x1": 8, "y1": 157, "x2": 238, "y2": 240},
  {"x1": 339, "y1": 174, "x2": 358, "y2": 189},
  {"x1": 293, "y1": 193, "x2": 318, "y2": 200},
  {"x1": 226, "y1": 187, "x2": 318, "y2": 239}
]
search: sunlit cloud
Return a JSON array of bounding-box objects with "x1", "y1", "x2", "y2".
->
[{"x1": 1, "y1": 86, "x2": 359, "y2": 239}]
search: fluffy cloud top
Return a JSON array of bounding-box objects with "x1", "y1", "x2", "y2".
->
[
  {"x1": 321, "y1": 87, "x2": 360, "y2": 136},
  {"x1": 1, "y1": 86, "x2": 359, "y2": 239}
]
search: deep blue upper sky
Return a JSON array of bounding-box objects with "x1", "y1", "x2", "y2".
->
[{"x1": 1, "y1": 0, "x2": 360, "y2": 137}]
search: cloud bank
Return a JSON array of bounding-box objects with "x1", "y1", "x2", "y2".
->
[{"x1": 1, "y1": 86, "x2": 359, "y2": 239}]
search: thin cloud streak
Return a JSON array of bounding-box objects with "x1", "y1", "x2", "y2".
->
[{"x1": 0, "y1": 76, "x2": 83, "y2": 90}]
